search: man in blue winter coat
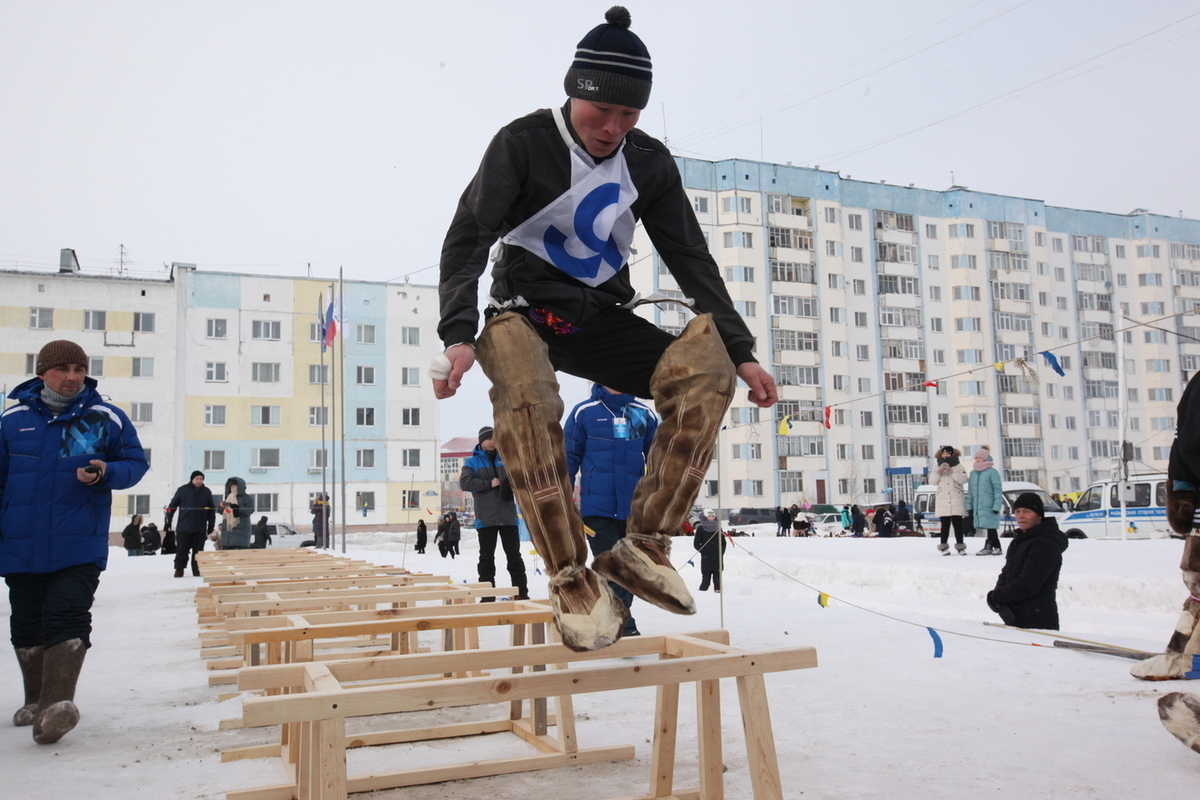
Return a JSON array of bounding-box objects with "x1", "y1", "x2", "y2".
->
[
  {"x1": 0, "y1": 340, "x2": 148, "y2": 745},
  {"x1": 565, "y1": 383, "x2": 658, "y2": 635},
  {"x1": 461, "y1": 426, "x2": 529, "y2": 600}
]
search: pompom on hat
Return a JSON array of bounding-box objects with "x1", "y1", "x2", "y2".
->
[{"x1": 564, "y1": 6, "x2": 653, "y2": 109}]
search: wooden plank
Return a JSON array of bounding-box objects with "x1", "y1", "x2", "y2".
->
[
  {"x1": 736, "y1": 674, "x2": 784, "y2": 800},
  {"x1": 696, "y1": 679, "x2": 723, "y2": 800},
  {"x1": 649, "y1": 681, "x2": 680, "y2": 798},
  {"x1": 241, "y1": 647, "x2": 817, "y2": 727}
]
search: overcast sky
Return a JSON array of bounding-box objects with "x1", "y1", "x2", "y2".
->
[{"x1": 4, "y1": 0, "x2": 1199, "y2": 436}]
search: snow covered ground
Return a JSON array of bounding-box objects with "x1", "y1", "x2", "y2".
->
[{"x1": 2, "y1": 525, "x2": 1198, "y2": 799}]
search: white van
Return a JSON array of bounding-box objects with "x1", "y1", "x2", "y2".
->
[
  {"x1": 1059, "y1": 473, "x2": 1171, "y2": 539},
  {"x1": 912, "y1": 481, "x2": 1066, "y2": 536}
]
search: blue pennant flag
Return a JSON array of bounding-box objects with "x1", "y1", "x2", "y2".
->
[
  {"x1": 927, "y1": 627, "x2": 944, "y2": 658},
  {"x1": 1040, "y1": 351, "x2": 1066, "y2": 377}
]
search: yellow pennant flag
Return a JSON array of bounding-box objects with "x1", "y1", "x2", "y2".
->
[
  {"x1": 994, "y1": 361, "x2": 1005, "y2": 372},
  {"x1": 817, "y1": 592, "x2": 831, "y2": 608}
]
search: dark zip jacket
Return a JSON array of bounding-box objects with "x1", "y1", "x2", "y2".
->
[{"x1": 439, "y1": 102, "x2": 757, "y2": 367}]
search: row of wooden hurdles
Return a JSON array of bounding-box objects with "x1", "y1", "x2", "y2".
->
[{"x1": 193, "y1": 546, "x2": 817, "y2": 800}]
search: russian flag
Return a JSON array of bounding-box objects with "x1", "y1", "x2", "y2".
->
[{"x1": 322, "y1": 295, "x2": 341, "y2": 351}]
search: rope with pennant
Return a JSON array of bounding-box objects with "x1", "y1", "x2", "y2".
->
[{"x1": 721, "y1": 538, "x2": 1069, "y2": 659}]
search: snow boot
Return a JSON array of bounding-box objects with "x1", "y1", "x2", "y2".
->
[
  {"x1": 1158, "y1": 692, "x2": 1200, "y2": 754},
  {"x1": 32, "y1": 638, "x2": 86, "y2": 745},
  {"x1": 174, "y1": 569, "x2": 184, "y2": 578},
  {"x1": 955, "y1": 542, "x2": 967, "y2": 555},
  {"x1": 547, "y1": 565, "x2": 629, "y2": 652},
  {"x1": 598, "y1": 314, "x2": 735, "y2": 616},
  {"x1": 12, "y1": 645, "x2": 44, "y2": 727},
  {"x1": 976, "y1": 546, "x2": 993, "y2": 556},
  {"x1": 937, "y1": 542, "x2": 949, "y2": 556},
  {"x1": 475, "y1": 313, "x2": 625, "y2": 651}
]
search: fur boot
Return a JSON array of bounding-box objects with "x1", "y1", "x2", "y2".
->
[
  {"x1": 1158, "y1": 692, "x2": 1200, "y2": 753},
  {"x1": 13, "y1": 645, "x2": 44, "y2": 727},
  {"x1": 32, "y1": 638, "x2": 86, "y2": 745},
  {"x1": 594, "y1": 314, "x2": 735, "y2": 616},
  {"x1": 1166, "y1": 483, "x2": 1198, "y2": 536},
  {"x1": 1131, "y1": 653, "x2": 1200, "y2": 681},
  {"x1": 475, "y1": 313, "x2": 625, "y2": 651}
]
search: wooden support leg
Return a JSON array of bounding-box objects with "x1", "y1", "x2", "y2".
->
[
  {"x1": 736, "y1": 674, "x2": 783, "y2": 800},
  {"x1": 296, "y1": 717, "x2": 347, "y2": 800},
  {"x1": 696, "y1": 679, "x2": 723, "y2": 800},
  {"x1": 649, "y1": 681, "x2": 681, "y2": 799},
  {"x1": 510, "y1": 625, "x2": 527, "y2": 721}
]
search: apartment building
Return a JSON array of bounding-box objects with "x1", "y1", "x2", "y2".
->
[
  {"x1": 631, "y1": 159, "x2": 1200, "y2": 511},
  {"x1": 0, "y1": 258, "x2": 441, "y2": 529}
]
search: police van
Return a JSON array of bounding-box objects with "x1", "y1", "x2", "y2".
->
[
  {"x1": 912, "y1": 481, "x2": 1066, "y2": 536},
  {"x1": 1059, "y1": 473, "x2": 1171, "y2": 539}
]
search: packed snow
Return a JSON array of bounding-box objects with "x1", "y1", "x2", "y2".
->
[{"x1": 2, "y1": 525, "x2": 1197, "y2": 799}]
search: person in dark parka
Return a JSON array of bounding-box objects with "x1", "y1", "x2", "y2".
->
[
  {"x1": 165, "y1": 470, "x2": 216, "y2": 577},
  {"x1": 692, "y1": 509, "x2": 726, "y2": 592},
  {"x1": 987, "y1": 492, "x2": 1068, "y2": 630},
  {"x1": 415, "y1": 519, "x2": 427, "y2": 554}
]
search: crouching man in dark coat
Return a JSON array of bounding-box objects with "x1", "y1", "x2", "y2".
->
[{"x1": 986, "y1": 492, "x2": 1067, "y2": 630}]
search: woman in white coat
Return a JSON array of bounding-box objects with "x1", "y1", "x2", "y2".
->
[{"x1": 932, "y1": 445, "x2": 969, "y2": 555}]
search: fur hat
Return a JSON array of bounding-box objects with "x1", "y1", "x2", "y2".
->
[
  {"x1": 36, "y1": 340, "x2": 88, "y2": 375},
  {"x1": 564, "y1": 6, "x2": 653, "y2": 110},
  {"x1": 702, "y1": 508, "x2": 716, "y2": 517},
  {"x1": 1012, "y1": 492, "x2": 1045, "y2": 517},
  {"x1": 938, "y1": 445, "x2": 960, "y2": 457},
  {"x1": 478, "y1": 425, "x2": 494, "y2": 444}
]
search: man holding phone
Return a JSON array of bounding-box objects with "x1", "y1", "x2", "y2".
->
[{"x1": 0, "y1": 339, "x2": 148, "y2": 744}]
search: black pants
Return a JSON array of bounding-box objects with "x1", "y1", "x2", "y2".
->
[
  {"x1": 583, "y1": 516, "x2": 636, "y2": 617},
  {"x1": 477, "y1": 525, "x2": 527, "y2": 596},
  {"x1": 511, "y1": 306, "x2": 676, "y2": 400},
  {"x1": 6, "y1": 564, "x2": 101, "y2": 649},
  {"x1": 939, "y1": 516, "x2": 966, "y2": 545},
  {"x1": 699, "y1": 569, "x2": 721, "y2": 592},
  {"x1": 173, "y1": 530, "x2": 208, "y2": 574}
]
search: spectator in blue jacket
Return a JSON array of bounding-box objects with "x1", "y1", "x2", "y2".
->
[
  {"x1": 461, "y1": 427, "x2": 528, "y2": 600},
  {"x1": 565, "y1": 383, "x2": 658, "y2": 636},
  {"x1": 1, "y1": 340, "x2": 148, "y2": 744}
]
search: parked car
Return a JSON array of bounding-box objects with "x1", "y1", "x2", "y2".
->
[
  {"x1": 810, "y1": 513, "x2": 845, "y2": 535},
  {"x1": 265, "y1": 522, "x2": 300, "y2": 537},
  {"x1": 726, "y1": 507, "x2": 779, "y2": 525}
]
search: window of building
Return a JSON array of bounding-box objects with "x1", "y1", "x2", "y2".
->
[
  {"x1": 309, "y1": 406, "x2": 328, "y2": 426},
  {"x1": 402, "y1": 407, "x2": 421, "y2": 426},
  {"x1": 203, "y1": 450, "x2": 225, "y2": 471},
  {"x1": 734, "y1": 300, "x2": 757, "y2": 317},
  {"x1": 310, "y1": 448, "x2": 329, "y2": 469},
  {"x1": 851, "y1": 246, "x2": 863, "y2": 262},
  {"x1": 848, "y1": 213, "x2": 862, "y2": 230},
  {"x1": 356, "y1": 407, "x2": 376, "y2": 426},
  {"x1": 205, "y1": 405, "x2": 226, "y2": 426},
  {"x1": 251, "y1": 405, "x2": 280, "y2": 426},
  {"x1": 925, "y1": 223, "x2": 938, "y2": 239},
  {"x1": 399, "y1": 367, "x2": 418, "y2": 386},
  {"x1": 83, "y1": 310, "x2": 106, "y2": 331},
  {"x1": 726, "y1": 266, "x2": 756, "y2": 283},
  {"x1": 252, "y1": 362, "x2": 280, "y2": 382},
  {"x1": 948, "y1": 223, "x2": 975, "y2": 238},
  {"x1": 402, "y1": 448, "x2": 421, "y2": 468},
  {"x1": 357, "y1": 324, "x2": 376, "y2": 344},
  {"x1": 356, "y1": 449, "x2": 376, "y2": 469},
  {"x1": 309, "y1": 364, "x2": 328, "y2": 384},
  {"x1": 723, "y1": 231, "x2": 753, "y2": 248},
  {"x1": 251, "y1": 449, "x2": 281, "y2": 469},
  {"x1": 693, "y1": 196, "x2": 708, "y2": 214},
  {"x1": 206, "y1": 362, "x2": 227, "y2": 382},
  {"x1": 356, "y1": 365, "x2": 376, "y2": 385},
  {"x1": 400, "y1": 326, "x2": 420, "y2": 346},
  {"x1": 29, "y1": 308, "x2": 53, "y2": 329},
  {"x1": 126, "y1": 495, "x2": 151, "y2": 516},
  {"x1": 130, "y1": 403, "x2": 152, "y2": 423},
  {"x1": 825, "y1": 240, "x2": 841, "y2": 257},
  {"x1": 206, "y1": 318, "x2": 227, "y2": 339},
  {"x1": 951, "y1": 254, "x2": 977, "y2": 270},
  {"x1": 133, "y1": 312, "x2": 155, "y2": 332},
  {"x1": 132, "y1": 357, "x2": 154, "y2": 378},
  {"x1": 824, "y1": 207, "x2": 839, "y2": 223},
  {"x1": 252, "y1": 320, "x2": 281, "y2": 340},
  {"x1": 722, "y1": 196, "x2": 752, "y2": 214},
  {"x1": 928, "y1": 254, "x2": 939, "y2": 270}
]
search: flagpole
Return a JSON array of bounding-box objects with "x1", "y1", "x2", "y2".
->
[
  {"x1": 318, "y1": 291, "x2": 328, "y2": 548},
  {"x1": 338, "y1": 267, "x2": 348, "y2": 554},
  {"x1": 328, "y1": 281, "x2": 338, "y2": 551}
]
